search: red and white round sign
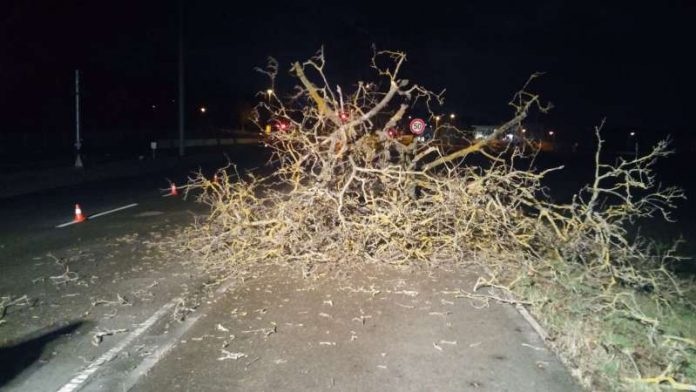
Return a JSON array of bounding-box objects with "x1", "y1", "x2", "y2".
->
[{"x1": 409, "y1": 118, "x2": 426, "y2": 135}]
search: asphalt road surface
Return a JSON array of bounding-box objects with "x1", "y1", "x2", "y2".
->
[{"x1": 0, "y1": 149, "x2": 580, "y2": 391}]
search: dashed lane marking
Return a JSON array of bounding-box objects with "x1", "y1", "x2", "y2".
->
[
  {"x1": 55, "y1": 300, "x2": 176, "y2": 392},
  {"x1": 56, "y1": 275, "x2": 238, "y2": 392},
  {"x1": 55, "y1": 203, "x2": 139, "y2": 228}
]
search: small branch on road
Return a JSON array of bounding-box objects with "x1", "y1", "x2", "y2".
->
[
  {"x1": 92, "y1": 328, "x2": 128, "y2": 346},
  {"x1": 90, "y1": 294, "x2": 131, "y2": 307},
  {"x1": 49, "y1": 266, "x2": 79, "y2": 286},
  {"x1": 0, "y1": 295, "x2": 31, "y2": 321},
  {"x1": 217, "y1": 350, "x2": 247, "y2": 361}
]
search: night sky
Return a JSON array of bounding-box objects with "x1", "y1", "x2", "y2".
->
[{"x1": 1, "y1": 0, "x2": 694, "y2": 148}]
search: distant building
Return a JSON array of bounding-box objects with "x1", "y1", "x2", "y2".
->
[
  {"x1": 471, "y1": 125, "x2": 497, "y2": 139},
  {"x1": 471, "y1": 124, "x2": 521, "y2": 142}
]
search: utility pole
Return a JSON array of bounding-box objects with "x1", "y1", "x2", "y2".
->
[
  {"x1": 74, "y1": 69, "x2": 83, "y2": 168},
  {"x1": 178, "y1": 0, "x2": 185, "y2": 157}
]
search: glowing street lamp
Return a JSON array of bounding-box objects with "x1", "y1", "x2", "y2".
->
[
  {"x1": 521, "y1": 128, "x2": 527, "y2": 134},
  {"x1": 200, "y1": 106, "x2": 207, "y2": 114},
  {"x1": 449, "y1": 113, "x2": 455, "y2": 120},
  {"x1": 628, "y1": 131, "x2": 639, "y2": 151},
  {"x1": 548, "y1": 130, "x2": 554, "y2": 136}
]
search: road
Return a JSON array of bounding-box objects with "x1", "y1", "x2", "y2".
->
[
  {"x1": 0, "y1": 148, "x2": 580, "y2": 391},
  {"x1": 0, "y1": 148, "x2": 266, "y2": 390}
]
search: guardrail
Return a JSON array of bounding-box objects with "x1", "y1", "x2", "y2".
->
[{"x1": 155, "y1": 137, "x2": 259, "y2": 148}]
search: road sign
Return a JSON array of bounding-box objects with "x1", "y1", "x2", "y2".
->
[{"x1": 409, "y1": 118, "x2": 426, "y2": 135}]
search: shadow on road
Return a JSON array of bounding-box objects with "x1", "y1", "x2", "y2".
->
[{"x1": 0, "y1": 320, "x2": 90, "y2": 387}]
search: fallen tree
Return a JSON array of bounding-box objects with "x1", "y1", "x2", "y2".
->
[{"x1": 184, "y1": 48, "x2": 694, "y2": 391}]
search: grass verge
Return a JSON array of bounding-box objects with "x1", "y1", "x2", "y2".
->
[{"x1": 514, "y1": 262, "x2": 696, "y2": 391}]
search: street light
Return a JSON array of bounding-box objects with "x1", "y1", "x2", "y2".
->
[
  {"x1": 628, "y1": 131, "x2": 638, "y2": 152},
  {"x1": 449, "y1": 113, "x2": 455, "y2": 120},
  {"x1": 200, "y1": 106, "x2": 207, "y2": 113},
  {"x1": 432, "y1": 116, "x2": 443, "y2": 141},
  {"x1": 547, "y1": 130, "x2": 556, "y2": 151}
]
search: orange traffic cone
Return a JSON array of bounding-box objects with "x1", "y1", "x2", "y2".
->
[
  {"x1": 74, "y1": 204, "x2": 86, "y2": 223},
  {"x1": 170, "y1": 183, "x2": 178, "y2": 196}
]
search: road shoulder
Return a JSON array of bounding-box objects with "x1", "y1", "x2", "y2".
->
[{"x1": 131, "y1": 262, "x2": 580, "y2": 391}]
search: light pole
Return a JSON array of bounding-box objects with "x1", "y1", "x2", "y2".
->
[
  {"x1": 548, "y1": 130, "x2": 555, "y2": 150},
  {"x1": 74, "y1": 69, "x2": 83, "y2": 168},
  {"x1": 629, "y1": 131, "x2": 637, "y2": 152},
  {"x1": 433, "y1": 115, "x2": 442, "y2": 141},
  {"x1": 177, "y1": 0, "x2": 186, "y2": 157}
]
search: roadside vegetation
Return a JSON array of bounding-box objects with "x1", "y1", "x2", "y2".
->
[{"x1": 184, "y1": 48, "x2": 695, "y2": 391}]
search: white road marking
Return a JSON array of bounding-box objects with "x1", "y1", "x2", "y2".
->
[
  {"x1": 55, "y1": 203, "x2": 138, "y2": 228},
  {"x1": 118, "y1": 315, "x2": 202, "y2": 391},
  {"x1": 56, "y1": 275, "x2": 237, "y2": 392},
  {"x1": 87, "y1": 203, "x2": 138, "y2": 219},
  {"x1": 56, "y1": 300, "x2": 176, "y2": 392},
  {"x1": 134, "y1": 211, "x2": 164, "y2": 217},
  {"x1": 55, "y1": 220, "x2": 81, "y2": 229}
]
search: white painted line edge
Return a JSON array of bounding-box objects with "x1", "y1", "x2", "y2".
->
[
  {"x1": 55, "y1": 220, "x2": 80, "y2": 229},
  {"x1": 88, "y1": 203, "x2": 138, "y2": 219},
  {"x1": 57, "y1": 273, "x2": 238, "y2": 392},
  {"x1": 82, "y1": 274, "x2": 237, "y2": 391},
  {"x1": 119, "y1": 314, "x2": 202, "y2": 391},
  {"x1": 55, "y1": 203, "x2": 139, "y2": 228},
  {"x1": 56, "y1": 300, "x2": 177, "y2": 392}
]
